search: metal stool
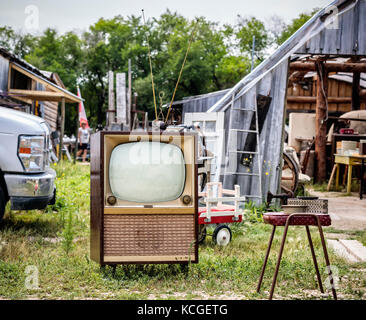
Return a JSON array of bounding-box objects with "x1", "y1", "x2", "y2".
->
[{"x1": 257, "y1": 211, "x2": 337, "y2": 300}]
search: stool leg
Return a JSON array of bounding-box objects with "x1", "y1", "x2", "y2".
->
[
  {"x1": 257, "y1": 226, "x2": 276, "y2": 293},
  {"x1": 269, "y1": 221, "x2": 291, "y2": 300},
  {"x1": 315, "y1": 218, "x2": 337, "y2": 300},
  {"x1": 305, "y1": 226, "x2": 324, "y2": 293}
]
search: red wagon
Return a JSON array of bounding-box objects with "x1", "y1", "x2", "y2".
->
[{"x1": 198, "y1": 182, "x2": 246, "y2": 246}]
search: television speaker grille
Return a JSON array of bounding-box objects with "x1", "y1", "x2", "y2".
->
[{"x1": 103, "y1": 214, "x2": 196, "y2": 262}]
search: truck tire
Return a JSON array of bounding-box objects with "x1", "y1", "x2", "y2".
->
[{"x1": 0, "y1": 184, "x2": 6, "y2": 222}]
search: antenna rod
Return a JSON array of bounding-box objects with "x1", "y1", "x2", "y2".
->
[
  {"x1": 165, "y1": 20, "x2": 198, "y2": 124},
  {"x1": 142, "y1": 9, "x2": 158, "y2": 120}
]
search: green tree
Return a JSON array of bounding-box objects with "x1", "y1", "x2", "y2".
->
[
  {"x1": 275, "y1": 9, "x2": 319, "y2": 45},
  {"x1": 215, "y1": 56, "x2": 251, "y2": 89},
  {"x1": 25, "y1": 28, "x2": 84, "y2": 135},
  {"x1": 235, "y1": 16, "x2": 269, "y2": 59},
  {"x1": 81, "y1": 15, "x2": 139, "y2": 126},
  {"x1": 134, "y1": 11, "x2": 247, "y2": 118},
  {"x1": 1, "y1": 10, "x2": 264, "y2": 132},
  {"x1": 0, "y1": 26, "x2": 35, "y2": 58}
]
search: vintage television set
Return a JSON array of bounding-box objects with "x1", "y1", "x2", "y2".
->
[{"x1": 90, "y1": 131, "x2": 198, "y2": 265}]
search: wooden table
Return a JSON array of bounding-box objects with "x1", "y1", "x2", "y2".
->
[
  {"x1": 328, "y1": 154, "x2": 366, "y2": 198},
  {"x1": 331, "y1": 134, "x2": 366, "y2": 168}
]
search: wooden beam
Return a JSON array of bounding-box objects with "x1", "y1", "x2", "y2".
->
[
  {"x1": 351, "y1": 72, "x2": 361, "y2": 110},
  {"x1": 59, "y1": 97, "x2": 65, "y2": 161},
  {"x1": 315, "y1": 62, "x2": 328, "y2": 183},
  {"x1": 287, "y1": 96, "x2": 355, "y2": 103},
  {"x1": 290, "y1": 62, "x2": 366, "y2": 73},
  {"x1": 9, "y1": 63, "x2": 81, "y2": 104},
  {"x1": 6, "y1": 93, "x2": 33, "y2": 105},
  {"x1": 287, "y1": 91, "x2": 366, "y2": 104},
  {"x1": 8, "y1": 89, "x2": 77, "y2": 103}
]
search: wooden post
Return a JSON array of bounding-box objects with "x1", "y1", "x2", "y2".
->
[
  {"x1": 74, "y1": 104, "x2": 78, "y2": 164},
  {"x1": 315, "y1": 62, "x2": 328, "y2": 183},
  {"x1": 128, "y1": 59, "x2": 132, "y2": 130},
  {"x1": 59, "y1": 97, "x2": 65, "y2": 161},
  {"x1": 351, "y1": 72, "x2": 360, "y2": 110},
  {"x1": 107, "y1": 71, "x2": 115, "y2": 126},
  {"x1": 116, "y1": 72, "x2": 126, "y2": 125}
]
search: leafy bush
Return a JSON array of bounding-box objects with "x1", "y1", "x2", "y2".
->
[
  {"x1": 243, "y1": 201, "x2": 266, "y2": 223},
  {"x1": 242, "y1": 200, "x2": 280, "y2": 223}
]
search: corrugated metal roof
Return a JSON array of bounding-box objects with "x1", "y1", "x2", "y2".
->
[
  {"x1": 296, "y1": 0, "x2": 366, "y2": 55},
  {"x1": 182, "y1": 89, "x2": 230, "y2": 114}
]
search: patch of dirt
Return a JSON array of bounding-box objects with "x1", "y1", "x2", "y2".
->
[
  {"x1": 308, "y1": 189, "x2": 366, "y2": 231},
  {"x1": 325, "y1": 233, "x2": 350, "y2": 240}
]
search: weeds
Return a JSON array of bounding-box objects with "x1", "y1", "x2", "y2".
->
[
  {"x1": 60, "y1": 209, "x2": 75, "y2": 255},
  {"x1": 243, "y1": 201, "x2": 265, "y2": 223},
  {"x1": 242, "y1": 200, "x2": 280, "y2": 223}
]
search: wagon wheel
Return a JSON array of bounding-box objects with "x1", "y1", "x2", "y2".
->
[
  {"x1": 281, "y1": 152, "x2": 299, "y2": 194},
  {"x1": 212, "y1": 224, "x2": 232, "y2": 246}
]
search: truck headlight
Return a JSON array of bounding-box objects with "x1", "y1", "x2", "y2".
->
[{"x1": 18, "y1": 135, "x2": 45, "y2": 172}]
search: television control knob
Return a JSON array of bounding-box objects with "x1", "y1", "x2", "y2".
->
[
  {"x1": 182, "y1": 195, "x2": 192, "y2": 205},
  {"x1": 107, "y1": 195, "x2": 117, "y2": 205}
]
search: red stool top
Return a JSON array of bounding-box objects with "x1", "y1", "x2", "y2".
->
[{"x1": 263, "y1": 212, "x2": 331, "y2": 226}]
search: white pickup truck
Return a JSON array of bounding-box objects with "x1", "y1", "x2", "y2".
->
[{"x1": 0, "y1": 106, "x2": 56, "y2": 221}]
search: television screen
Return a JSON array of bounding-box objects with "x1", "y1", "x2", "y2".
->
[{"x1": 109, "y1": 141, "x2": 186, "y2": 203}]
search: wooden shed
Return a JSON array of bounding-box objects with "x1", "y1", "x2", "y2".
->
[{"x1": 0, "y1": 47, "x2": 82, "y2": 158}]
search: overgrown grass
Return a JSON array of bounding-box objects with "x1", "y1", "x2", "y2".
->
[
  {"x1": 0, "y1": 162, "x2": 365, "y2": 300},
  {"x1": 311, "y1": 180, "x2": 360, "y2": 193}
]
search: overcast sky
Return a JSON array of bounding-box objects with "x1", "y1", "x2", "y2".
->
[{"x1": 0, "y1": 0, "x2": 332, "y2": 34}]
